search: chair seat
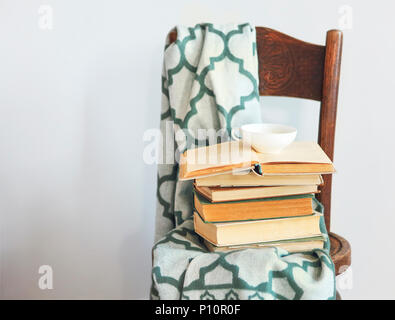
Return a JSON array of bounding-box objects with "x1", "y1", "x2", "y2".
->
[{"x1": 329, "y1": 232, "x2": 351, "y2": 276}]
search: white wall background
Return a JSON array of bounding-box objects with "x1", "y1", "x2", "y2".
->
[{"x1": 0, "y1": 0, "x2": 394, "y2": 299}]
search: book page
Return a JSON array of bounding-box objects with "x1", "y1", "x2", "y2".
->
[
  {"x1": 183, "y1": 140, "x2": 257, "y2": 173},
  {"x1": 256, "y1": 141, "x2": 332, "y2": 164}
]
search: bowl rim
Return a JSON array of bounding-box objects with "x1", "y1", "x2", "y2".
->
[{"x1": 240, "y1": 123, "x2": 297, "y2": 135}]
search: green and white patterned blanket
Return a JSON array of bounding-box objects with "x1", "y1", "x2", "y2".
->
[{"x1": 151, "y1": 23, "x2": 336, "y2": 300}]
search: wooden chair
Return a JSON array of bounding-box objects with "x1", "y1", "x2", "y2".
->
[{"x1": 168, "y1": 27, "x2": 351, "y2": 299}]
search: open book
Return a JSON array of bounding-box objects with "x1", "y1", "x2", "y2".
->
[{"x1": 179, "y1": 140, "x2": 334, "y2": 180}]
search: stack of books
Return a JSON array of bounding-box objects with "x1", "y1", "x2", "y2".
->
[{"x1": 179, "y1": 141, "x2": 335, "y2": 253}]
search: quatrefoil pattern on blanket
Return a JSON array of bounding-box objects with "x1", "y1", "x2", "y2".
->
[
  {"x1": 157, "y1": 23, "x2": 261, "y2": 230},
  {"x1": 151, "y1": 218, "x2": 336, "y2": 300},
  {"x1": 162, "y1": 23, "x2": 260, "y2": 147}
]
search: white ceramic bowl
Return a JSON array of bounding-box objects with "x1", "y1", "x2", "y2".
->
[{"x1": 232, "y1": 123, "x2": 297, "y2": 154}]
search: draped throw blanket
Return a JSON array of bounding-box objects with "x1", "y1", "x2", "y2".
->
[{"x1": 151, "y1": 23, "x2": 336, "y2": 300}]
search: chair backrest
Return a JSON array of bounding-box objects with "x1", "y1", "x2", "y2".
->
[
  {"x1": 255, "y1": 27, "x2": 342, "y2": 232},
  {"x1": 168, "y1": 27, "x2": 343, "y2": 231}
]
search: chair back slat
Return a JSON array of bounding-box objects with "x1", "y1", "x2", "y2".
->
[{"x1": 256, "y1": 27, "x2": 326, "y2": 101}]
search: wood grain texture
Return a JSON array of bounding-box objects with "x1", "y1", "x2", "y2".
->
[
  {"x1": 330, "y1": 232, "x2": 351, "y2": 276},
  {"x1": 168, "y1": 27, "x2": 177, "y2": 44},
  {"x1": 317, "y1": 30, "x2": 343, "y2": 232},
  {"x1": 255, "y1": 27, "x2": 325, "y2": 100}
]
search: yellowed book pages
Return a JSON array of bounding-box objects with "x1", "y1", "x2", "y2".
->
[
  {"x1": 195, "y1": 172, "x2": 323, "y2": 187},
  {"x1": 180, "y1": 141, "x2": 334, "y2": 180},
  {"x1": 204, "y1": 238, "x2": 324, "y2": 253},
  {"x1": 180, "y1": 141, "x2": 253, "y2": 180},
  {"x1": 194, "y1": 193, "x2": 314, "y2": 222},
  {"x1": 195, "y1": 185, "x2": 319, "y2": 202},
  {"x1": 193, "y1": 211, "x2": 322, "y2": 246},
  {"x1": 255, "y1": 141, "x2": 332, "y2": 164}
]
